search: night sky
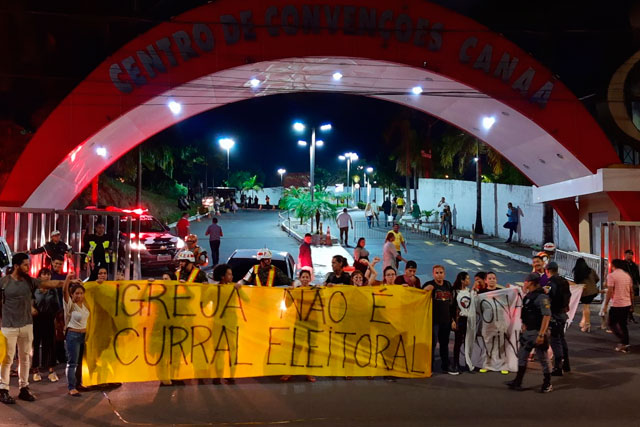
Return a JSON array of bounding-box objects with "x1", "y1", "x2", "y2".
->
[{"x1": 147, "y1": 92, "x2": 435, "y2": 187}]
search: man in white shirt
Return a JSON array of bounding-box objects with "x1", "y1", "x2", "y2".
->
[{"x1": 336, "y1": 208, "x2": 354, "y2": 247}]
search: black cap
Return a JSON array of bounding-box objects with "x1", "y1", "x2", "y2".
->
[
  {"x1": 546, "y1": 261, "x2": 558, "y2": 271},
  {"x1": 524, "y1": 272, "x2": 540, "y2": 283}
]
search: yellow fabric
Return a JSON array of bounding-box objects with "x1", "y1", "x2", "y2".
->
[
  {"x1": 396, "y1": 197, "x2": 405, "y2": 207},
  {"x1": 86, "y1": 240, "x2": 110, "y2": 263},
  {"x1": 0, "y1": 330, "x2": 6, "y2": 364},
  {"x1": 81, "y1": 282, "x2": 432, "y2": 385},
  {"x1": 390, "y1": 231, "x2": 404, "y2": 251}
]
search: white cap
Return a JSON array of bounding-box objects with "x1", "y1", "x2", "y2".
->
[
  {"x1": 51, "y1": 230, "x2": 61, "y2": 236},
  {"x1": 256, "y1": 248, "x2": 272, "y2": 260}
]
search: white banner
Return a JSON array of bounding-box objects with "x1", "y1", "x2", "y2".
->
[
  {"x1": 463, "y1": 284, "x2": 584, "y2": 372},
  {"x1": 464, "y1": 288, "x2": 522, "y2": 372}
]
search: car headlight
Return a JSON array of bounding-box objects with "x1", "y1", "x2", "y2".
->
[
  {"x1": 131, "y1": 242, "x2": 147, "y2": 251},
  {"x1": 176, "y1": 238, "x2": 185, "y2": 249}
]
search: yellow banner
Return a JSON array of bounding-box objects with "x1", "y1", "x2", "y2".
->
[{"x1": 82, "y1": 281, "x2": 432, "y2": 385}]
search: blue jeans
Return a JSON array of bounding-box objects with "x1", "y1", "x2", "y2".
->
[
  {"x1": 366, "y1": 216, "x2": 372, "y2": 228},
  {"x1": 65, "y1": 331, "x2": 85, "y2": 390}
]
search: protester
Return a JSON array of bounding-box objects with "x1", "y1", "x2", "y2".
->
[
  {"x1": 281, "y1": 269, "x2": 316, "y2": 383},
  {"x1": 324, "y1": 255, "x2": 351, "y2": 285},
  {"x1": 350, "y1": 269, "x2": 366, "y2": 286},
  {"x1": 481, "y1": 272, "x2": 503, "y2": 293},
  {"x1": 504, "y1": 203, "x2": 519, "y2": 243},
  {"x1": 395, "y1": 260, "x2": 421, "y2": 288},
  {"x1": 364, "y1": 203, "x2": 375, "y2": 228},
  {"x1": 383, "y1": 232, "x2": 406, "y2": 272},
  {"x1": 572, "y1": 258, "x2": 599, "y2": 333},
  {"x1": 624, "y1": 250, "x2": 640, "y2": 296},
  {"x1": 1, "y1": 253, "x2": 77, "y2": 404},
  {"x1": 176, "y1": 212, "x2": 190, "y2": 240},
  {"x1": 382, "y1": 198, "x2": 392, "y2": 226},
  {"x1": 29, "y1": 231, "x2": 71, "y2": 269},
  {"x1": 437, "y1": 197, "x2": 449, "y2": 234},
  {"x1": 370, "y1": 199, "x2": 380, "y2": 226},
  {"x1": 83, "y1": 222, "x2": 112, "y2": 281},
  {"x1": 185, "y1": 234, "x2": 208, "y2": 268},
  {"x1": 175, "y1": 251, "x2": 208, "y2": 283},
  {"x1": 205, "y1": 217, "x2": 223, "y2": 266},
  {"x1": 506, "y1": 272, "x2": 553, "y2": 393},
  {"x1": 422, "y1": 265, "x2": 457, "y2": 375},
  {"x1": 62, "y1": 273, "x2": 88, "y2": 397},
  {"x1": 391, "y1": 198, "x2": 399, "y2": 223},
  {"x1": 473, "y1": 272, "x2": 487, "y2": 292},
  {"x1": 240, "y1": 248, "x2": 291, "y2": 287},
  {"x1": 389, "y1": 223, "x2": 408, "y2": 267},
  {"x1": 545, "y1": 262, "x2": 571, "y2": 376},
  {"x1": 353, "y1": 238, "x2": 370, "y2": 274},
  {"x1": 452, "y1": 272, "x2": 471, "y2": 373},
  {"x1": 336, "y1": 208, "x2": 354, "y2": 247},
  {"x1": 603, "y1": 259, "x2": 634, "y2": 353},
  {"x1": 298, "y1": 233, "x2": 313, "y2": 273},
  {"x1": 531, "y1": 256, "x2": 549, "y2": 287},
  {"x1": 31, "y1": 268, "x2": 59, "y2": 383}
]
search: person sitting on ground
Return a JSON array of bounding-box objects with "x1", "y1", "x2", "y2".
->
[
  {"x1": 395, "y1": 260, "x2": 421, "y2": 288},
  {"x1": 240, "y1": 248, "x2": 292, "y2": 287},
  {"x1": 324, "y1": 255, "x2": 351, "y2": 285}
]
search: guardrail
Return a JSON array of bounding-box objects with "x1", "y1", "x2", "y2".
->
[{"x1": 0, "y1": 207, "x2": 141, "y2": 280}]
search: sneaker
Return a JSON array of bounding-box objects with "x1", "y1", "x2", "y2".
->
[
  {"x1": 32, "y1": 372, "x2": 42, "y2": 382},
  {"x1": 0, "y1": 390, "x2": 16, "y2": 404},
  {"x1": 48, "y1": 372, "x2": 59, "y2": 382},
  {"x1": 551, "y1": 369, "x2": 563, "y2": 377},
  {"x1": 18, "y1": 387, "x2": 36, "y2": 402},
  {"x1": 615, "y1": 344, "x2": 624, "y2": 352},
  {"x1": 447, "y1": 369, "x2": 460, "y2": 376},
  {"x1": 541, "y1": 383, "x2": 553, "y2": 393},
  {"x1": 500, "y1": 370, "x2": 509, "y2": 375},
  {"x1": 479, "y1": 368, "x2": 488, "y2": 373},
  {"x1": 620, "y1": 345, "x2": 631, "y2": 354}
]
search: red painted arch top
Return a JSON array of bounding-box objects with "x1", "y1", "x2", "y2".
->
[{"x1": 0, "y1": 0, "x2": 620, "y2": 211}]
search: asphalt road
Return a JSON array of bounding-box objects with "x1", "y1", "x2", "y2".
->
[{"x1": 3, "y1": 211, "x2": 637, "y2": 426}]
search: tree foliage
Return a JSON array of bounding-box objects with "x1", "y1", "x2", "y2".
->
[{"x1": 280, "y1": 186, "x2": 337, "y2": 226}]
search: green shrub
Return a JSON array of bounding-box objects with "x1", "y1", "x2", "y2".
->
[{"x1": 357, "y1": 201, "x2": 366, "y2": 209}]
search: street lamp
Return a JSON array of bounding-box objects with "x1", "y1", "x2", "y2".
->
[
  {"x1": 364, "y1": 166, "x2": 374, "y2": 203},
  {"x1": 277, "y1": 168, "x2": 286, "y2": 186},
  {"x1": 219, "y1": 137, "x2": 235, "y2": 183},
  {"x1": 339, "y1": 152, "x2": 358, "y2": 207}
]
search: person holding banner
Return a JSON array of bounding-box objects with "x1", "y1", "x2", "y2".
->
[
  {"x1": 175, "y1": 251, "x2": 208, "y2": 284},
  {"x1": 452, "y1": 272, "x2": 471, "y2": 374},
  {"x1": 472, "y1": 272, "x2": 487, "y2": 292},
  {"x1": 422, "y1": 265, "x2": 458, "y2": 375},
  {"x1": 241, "y1": 249, "x2": 292, "y2": 287},
  {"x1": 506, "y1": 272, "x2": 553, "y2": 393},
  {"x1": 324, "y1": 255, "x2": 351, "y2": 285}
]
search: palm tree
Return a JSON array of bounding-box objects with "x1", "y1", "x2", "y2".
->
[
  {"x1": 241, "y1": 175, "x2": 263, "y2": 198},
  {"x1": 439, "y1": 131, "x2": 504, "y2": 234},
  {"x1": 281, "y1": 186, "x2": 337, "y2": 233}
]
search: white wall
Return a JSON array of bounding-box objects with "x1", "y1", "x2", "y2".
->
[
  {"x1": 416, "y1": 178, "x2": 578, "y2": 251},
  {"x1": 244, "y1": 187, "x2": 284, "y2": 205}
]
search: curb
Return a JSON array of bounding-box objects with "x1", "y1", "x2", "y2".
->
[{"x1": 401, "y1": 220, "x2": 531, "y2": 265}]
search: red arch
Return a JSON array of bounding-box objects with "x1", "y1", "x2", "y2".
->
[{"x1": 0, "y1": 0, "x2": 631, "y2": 245}]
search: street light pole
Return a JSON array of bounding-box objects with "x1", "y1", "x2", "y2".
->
[
  {"x1": 310, "y1": 127, "x2": 316, "y2": 202},
  {"x1": 219, "y1": 138, "x2": 235, "y2": 185}
]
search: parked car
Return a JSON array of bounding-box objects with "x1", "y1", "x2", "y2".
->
[
  {"x1": 0, "y1": 236, "x2": 12, "y2": 275},
  {"x1": 225, "y1": 249, "x2": 295, "y2": 284},
  {"x1": 84, "y1": 206, "x2": 185, "y2": 274}
]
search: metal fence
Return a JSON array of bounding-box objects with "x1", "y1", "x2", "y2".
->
[
  {"x1": 601, "y1": 221, "x2": 640, "y2": 268},
  {"x1": 0, "y1": 207, "x2": 141, "y2": 280},
  {"x1": 352, "y1": 219, "x2": 441, "y2": 244}
]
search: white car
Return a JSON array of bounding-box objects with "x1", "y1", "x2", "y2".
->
[{"x1": 0, "y1": 236, "x2": 12, "y2": 275}]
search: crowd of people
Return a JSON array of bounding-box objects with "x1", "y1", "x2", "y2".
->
[{"x1": 0, "y1": 212, "x2": 637, "y2": 402}]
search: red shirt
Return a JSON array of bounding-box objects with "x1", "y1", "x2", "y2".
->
[{"x1": 176, "y1": 218, "x2": 190, "y2": 239}]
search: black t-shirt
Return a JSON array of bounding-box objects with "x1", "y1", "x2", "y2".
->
[
  {"x1": 423, "y1": 279, "x2": 455, "y2": 324},
  {"x1": 325, "y1": 272, "x2": 351, "y2": 285}
]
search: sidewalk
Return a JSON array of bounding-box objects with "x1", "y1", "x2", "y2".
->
[{"x1": 399, "y1": 218, "x2": 534, "y2": 265}]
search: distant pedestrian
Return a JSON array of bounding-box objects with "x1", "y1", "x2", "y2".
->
[
  {"x1": 603, "y1": 259, "x2": 634, "y2": 353},
  {"x1": 389, "y1": 223, "x2": 408, "y2": 267},
  {"x1": 265, "y1": 196, "x2": 271, "y2": 207},
  {"x1": 396, "y1": 195, "x2": 405, "y2": 220},
  {"x1": 336, "y1": 208, "x2": 353, "y2": 247},
  {"x1": 438, "y1": 197, "x2": 449, "y2": 234},
  {"x1": 176, "y1": 212, "x2": 190, "y2": 240},
  {"x1": 231, "y1": 201, "x2": 238, "y2": 214},
  {"x1": 572, "y1": 258, "x2": 599, "y2": 333},
  {"x1": 624, "y1": 250, "x2": 640, "y2": 296},
  {"x1": 370, "y1": 199, "x2": 380, "y2": 226},
  {"x1": 504, "y1": 202, "x2": 518, "y2": 243},
  {"x1": 205, "y1": 217, "x2": 223, "y2": 266},
  {"x1": 382, "y1": 199, "x2": 392, "y2": 226},
  {"x1": 391, "y1": 198, "x2": 399, "y2": 223},
  {"x1": 364, "y1": 203, "x2": 375, "y2": 228},
  {"x1": 298, "y1": 233, "x2": 313, "y2": 271},
  {"x1": 441, "y1": 206, "x2": 452, "y2": 243},
  {"x1": 411, "y1": 200, "x2": 421, "y2": 222},
  {"x1": 382, "y1": 232, "x2": 406, "y2": 272}
]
